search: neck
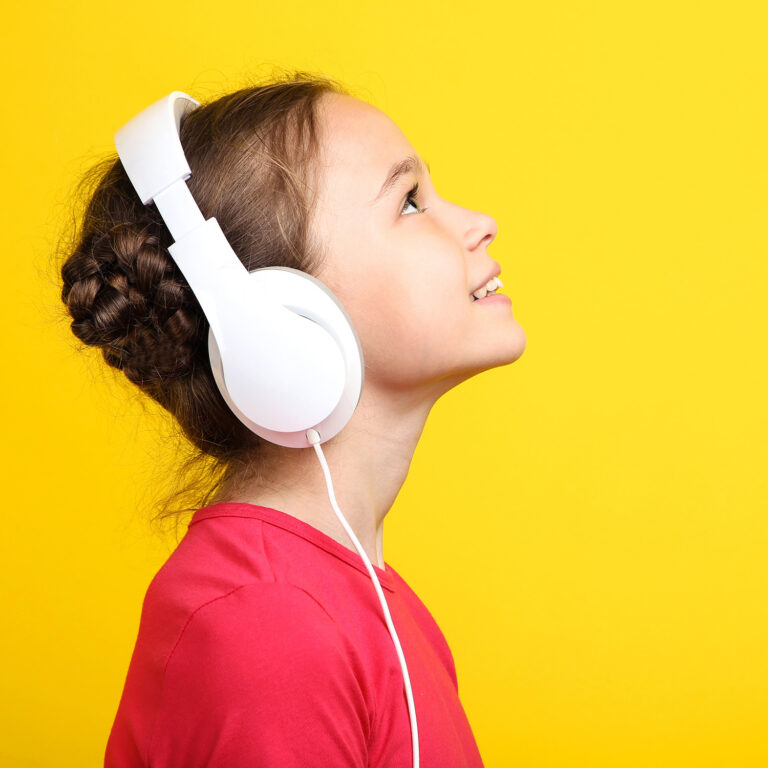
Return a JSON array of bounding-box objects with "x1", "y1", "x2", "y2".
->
[{"x1": 213, "y1": 379, "x2": 449, "y2": 569}]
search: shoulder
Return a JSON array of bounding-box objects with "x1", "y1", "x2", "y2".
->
[
  {"x1": 149, "y1": 582, "x2": 372, "y2": 766},
  {"x1": 166, "y1": 581, "x2": 344, "y2": 676}
]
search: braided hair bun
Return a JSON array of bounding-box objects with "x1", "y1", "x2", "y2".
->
[{"x1": 62, "y1": 168, "x2": 202, "y2": 389}]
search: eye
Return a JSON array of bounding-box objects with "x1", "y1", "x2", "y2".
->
[{"x1": 401, "y1": 182, "x2": 427, "y2": 216}]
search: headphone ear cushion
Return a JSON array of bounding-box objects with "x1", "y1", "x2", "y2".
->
[{"x1": 208, "y1": 267, "x2": 364, "y2": 448}]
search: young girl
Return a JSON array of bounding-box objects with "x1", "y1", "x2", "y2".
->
[{"x1": 60, "y1": 71, "x2": 526, "y2": 767}]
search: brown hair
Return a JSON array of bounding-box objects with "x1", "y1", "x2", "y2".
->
[{"x1": 58, "y1": 70, "x2": 348, "y2": 532}]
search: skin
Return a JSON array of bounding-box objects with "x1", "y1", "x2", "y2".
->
[{"x1": 218, "y1": 92, "x2": 527, "y2": 568}]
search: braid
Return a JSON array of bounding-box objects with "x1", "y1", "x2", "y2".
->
[{"x1": 62, "y1": 215, "x2": 202, "y2": 387}]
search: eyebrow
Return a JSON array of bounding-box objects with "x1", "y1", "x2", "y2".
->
[{"x1": 372, "y1": 154, "x2": 431, "y2": 204}]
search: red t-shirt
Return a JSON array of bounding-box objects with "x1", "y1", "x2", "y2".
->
[{"x1": 105, "y1": 502, "x2": 485, "y2": 767}]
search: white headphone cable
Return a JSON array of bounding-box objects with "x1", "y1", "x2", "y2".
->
[{"x1": 305, "y1": 428, "x2": 419, "y2": 768}]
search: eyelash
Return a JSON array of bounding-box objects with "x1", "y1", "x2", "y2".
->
[{"x1": 401, "y1": 182, "x2": 428, "y2": 215}]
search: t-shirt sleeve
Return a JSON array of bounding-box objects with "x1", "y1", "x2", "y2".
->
[{"x1": 147, "y1": 582, "x2": 371, "y2": 767}]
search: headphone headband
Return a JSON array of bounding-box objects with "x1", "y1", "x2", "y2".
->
[{"x1": 115, "y1": 91, "x2": 199, "y2": 206}]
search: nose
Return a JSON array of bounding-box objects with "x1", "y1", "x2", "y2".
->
[{"x1": 463, "y1": 208, "x2": 498, "y2": 252}]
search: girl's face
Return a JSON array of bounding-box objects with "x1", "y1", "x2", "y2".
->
[{"x1": 312, "y1": 93, "x2": 527, "y2": 395}]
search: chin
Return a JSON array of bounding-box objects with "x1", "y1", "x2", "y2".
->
[
  {"x1": 437, "y1": 330, "x2": 528, "y2": 392},
  {"x1": 480, "y1": 320, "x2": 527, "y2": 367},
  {"x1": 506, "y1": 323, "x2": 527, "y2": 361}
]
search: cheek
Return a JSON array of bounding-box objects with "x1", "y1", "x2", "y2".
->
[
  {"x1": 360, "y1": 280, "x2": 468, "y2": 377},
  {"x1": 321, "y1": 225, "x2": 468, "y2": 373}
]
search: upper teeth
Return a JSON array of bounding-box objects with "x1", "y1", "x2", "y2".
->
[{"x1": 472, "y1": 275, "x2": 504, "y2": 301}]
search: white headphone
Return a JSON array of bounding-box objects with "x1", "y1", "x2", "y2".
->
[
  {"x1": 114, "y1": 91, "x2": 420, "y2": 766},
  {"x1": 114, "y1": 91, "x2": 363, "y2": 448}
]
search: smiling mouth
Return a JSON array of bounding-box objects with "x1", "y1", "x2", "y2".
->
[{"x1": 470, "y1": 275, "x2": 504, "y2": 301}]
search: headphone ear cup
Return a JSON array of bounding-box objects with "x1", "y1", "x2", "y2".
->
[{"x1": 208, "y1": 267, "x2": 364, "y2": 448}]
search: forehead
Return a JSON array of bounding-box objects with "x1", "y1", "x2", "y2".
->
[{"x1": 314, "y1": 93, "x2": 416, "y2": 197}]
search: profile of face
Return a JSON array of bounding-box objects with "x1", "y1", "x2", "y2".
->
[{"x1": 311, "y1": 93, "x2": 527, "y2": 400}]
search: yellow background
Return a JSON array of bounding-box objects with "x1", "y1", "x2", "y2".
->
[{"x1": 1, "y1": 1, "x2": 766, "y2": 765}]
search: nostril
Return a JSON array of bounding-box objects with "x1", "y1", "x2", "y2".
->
[{"x1": 479, "y1": 233, "x2": 494, "y2": 248}]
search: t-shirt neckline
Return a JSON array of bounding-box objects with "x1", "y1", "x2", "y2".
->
[{"x1": 188, "y1": 501, "x2": 397, "y2": 591}]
